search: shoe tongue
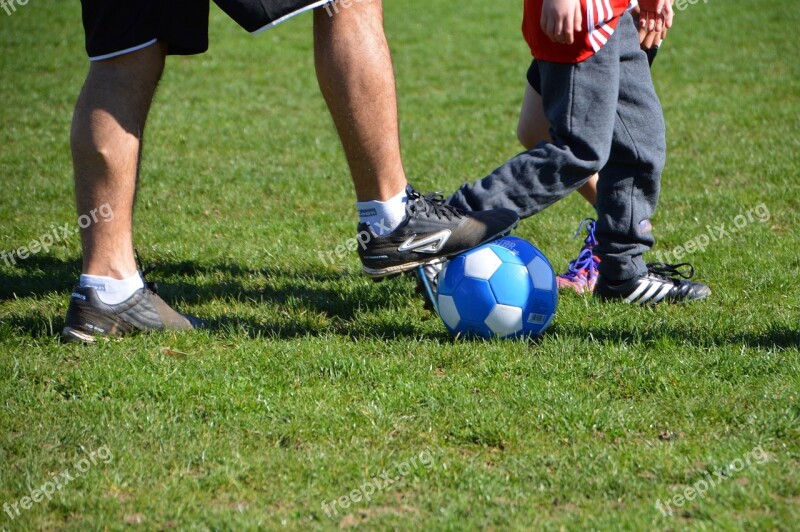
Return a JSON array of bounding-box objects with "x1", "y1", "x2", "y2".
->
[{"x1": 405, "y1": 185, "x2": 424, "y2": 205}]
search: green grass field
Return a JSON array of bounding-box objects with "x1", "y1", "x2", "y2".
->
[{"x1": 1, "y1": 0, "x2": 799, "y2": 529}]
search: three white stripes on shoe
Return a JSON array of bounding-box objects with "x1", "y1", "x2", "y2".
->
[{"x1": 624, "y1": 277, "x2": 675, "y2": 304}]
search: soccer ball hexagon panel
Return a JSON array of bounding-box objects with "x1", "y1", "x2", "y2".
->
[{"x1": 436, "y1": 236, "x2": 557, "y2": 339}]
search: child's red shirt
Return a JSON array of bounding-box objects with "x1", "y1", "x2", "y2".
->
[{"x1": 523, "y1": 0, "x2": 631, "y2": 63}]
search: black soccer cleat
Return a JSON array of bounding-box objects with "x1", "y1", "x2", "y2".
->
[
  {"x1": 358, "y1": 187, "x2": 519, "y2": 279},
  {"x1": 62, "y1": 275, "x2": 203, "y2": 343},
  {"x1": 595, "y1": 262, "x2": 711, "y2": 304}
]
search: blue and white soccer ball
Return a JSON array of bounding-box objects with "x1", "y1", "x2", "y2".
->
[{"x1": 436, "y1": 236, "x2": 558, "y2": 339}]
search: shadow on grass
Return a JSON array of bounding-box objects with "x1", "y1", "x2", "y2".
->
[
  {"x1": 551, "y1": 320, "x2": 800, "y2": 351},
  {"x1": 0, "y1": 255, "x2": 83, "y2": 301},
  {"x1": 0, "y1": 255, "x2": 430, "y2": 341},
  {"x1": 2, "y1": 255, "x2": 798, "y2": 348}
]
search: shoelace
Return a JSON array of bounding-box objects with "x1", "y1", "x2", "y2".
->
[
  {"x1": 561, "y1": 248, "x2": 599, "y2": 281},
  {"x1": 406, "y1": 188, "x2": 464, "y2": 222},
  {"x1": 646, "y1": 262, "x2": 695, "y2": 281},
  {"x1": 559, "y1": 218, "x2": 600, "y2": 281},
  {"x1": 135, "y1": 250, "x2": 160, "y2": 294},
  {"x1": 572, "y1": 217, "x2": 598, "y2": 248}
]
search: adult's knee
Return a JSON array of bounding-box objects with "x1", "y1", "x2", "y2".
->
[
  {"x1": 84, "y1": 43, "x2": 166, "y2": 110},
  {"x1": 71, "y1": 45, "x2": 165, "y2": 161}
]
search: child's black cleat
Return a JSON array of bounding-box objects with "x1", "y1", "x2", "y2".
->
[{"x1": 595, "y1": 262, "x2": 711, "y2": 304}]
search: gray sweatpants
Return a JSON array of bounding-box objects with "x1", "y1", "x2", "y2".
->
[{"x1": 448, "y1": 12, "x2": 665, "y2": 282}]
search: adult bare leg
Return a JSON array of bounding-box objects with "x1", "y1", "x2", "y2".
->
[
  {"x1": 64, "y1": 43, "x2": 198, "y2": 342},
  {"x1": 71, "y1": 43, "x2": 166, "y2": 279},
  {"x1": 312, "y1": 1, "x2": 518, "y2": 280},
  {"x1": 313, "y1": 1, "x2": 407, "y2": 202}
]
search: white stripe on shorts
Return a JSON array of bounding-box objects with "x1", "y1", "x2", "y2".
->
[
  {"x1": 89, "y1": 38, "x2": 159, "y2": 62},
  {"x1": 251, "y1": 0, "x2": 335, "y2": 35}
]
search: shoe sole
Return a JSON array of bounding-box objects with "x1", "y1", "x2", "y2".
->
[
  {"x1": 557, "y1": 278, "x2": 587, "y2": 294},
  {"x1": 362, "y1": 221, "x2": 519, "y2": 279},
  {"x1": 595, "y1": 290, "x2": 711, "y2": 304},
  {"x1": 364, "y1": 259, "x2": 444, "y2": 280},
  {"x1": 61, "y1": 326, "x2": 99, "y2": 344},
  {"x1": 662, "y1": 289, "x2": 712, "y2": 304},
  {"x1": 556, "y1": 281, "x2": 598, "y2": 294}
]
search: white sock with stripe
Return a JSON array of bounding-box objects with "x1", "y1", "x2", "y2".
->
[
  {"x1": 80, "y1": 273, "x2": 144, "y2": 305},
  {"x1": 356, "y1": 188, "x2": 408, "y2": 236}
]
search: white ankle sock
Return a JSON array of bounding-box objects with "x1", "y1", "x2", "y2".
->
[
  {"x1": 356, "y1": 187, "x2": 408, "y2": 236},
  {"x1": 80, "y1": 272, "x2": 144, "y2": 305}
]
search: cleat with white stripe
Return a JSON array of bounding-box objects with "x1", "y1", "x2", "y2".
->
[{"x1": 594, "y1": 262, "x2": 711, "y2": 304}]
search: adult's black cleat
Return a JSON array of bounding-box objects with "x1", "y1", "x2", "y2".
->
[
  {"x1": 62, "y1": 273, "x2": 203, "y2": 343},
  {"x1": 358, "y1": 187, "x2": 519, "y2": 279},
  {"x1": 595, "y1": 262, "x2": 711, "y2": 304}
]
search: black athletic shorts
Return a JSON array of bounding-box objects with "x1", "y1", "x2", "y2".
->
[
  {"x1": 526, "y1": 45, "x2": 659, "y2": 95},
  {"x1": 81, "y1": 0, "x2": 332, "y2": 61}
]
